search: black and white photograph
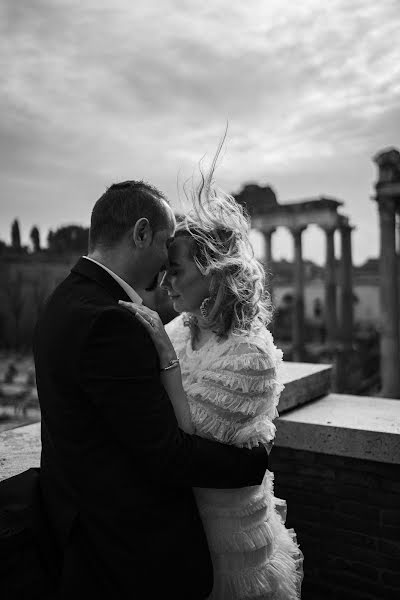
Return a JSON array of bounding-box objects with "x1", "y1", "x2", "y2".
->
[{"x1": 0, "y1": 1, "x2": 399, "y2": 599}]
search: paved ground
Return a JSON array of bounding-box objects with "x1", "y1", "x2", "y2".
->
[{"x1": 0, "y1": 352, "x2": 39, "y2": 432}]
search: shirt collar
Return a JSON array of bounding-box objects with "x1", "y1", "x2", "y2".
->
[{"x1": 83, "y1": 256, "x2": 143, "y2": 305}]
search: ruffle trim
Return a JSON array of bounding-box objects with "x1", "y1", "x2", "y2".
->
[
  {"x1": 194, "y1": 471, "x2": 274, "y2": 518},
  {"x1": 213, "y1": 351, "x2": 278, "y2": 372},
  {"x1": 188, "y1": 382, "x2": 282, "y2": 418},
  {"x1": 233, "y1": 418, "x2": 277, "y2": 449},
  {"x1": 164, "y1": 315, "x2": 187, "y2": 348},
  {"x1": 201, "y1": 368, "x2": 280, "y2": 394},
  {"x1": 205, "y1": 520, "x2": 276, "y2": 554},
  {"x1": 190, "y1": 403, "x2": 276, "y2": 448},
  {"x1": 196, "y1": 492, "x2": 272, "y2": 519},
  {"x1": 166, "y1": 316, "x2": 284, "y2": 372},
  {"x1": 206, "y1": 502, "x2": 303, "y2": 599},
  {"x1": 209, "y1": 542, "x2": 302, "y2": 600}
]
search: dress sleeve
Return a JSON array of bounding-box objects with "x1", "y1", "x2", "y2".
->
[{"x1": 187, "y1": 334, "x2": 284, "y2": 449}]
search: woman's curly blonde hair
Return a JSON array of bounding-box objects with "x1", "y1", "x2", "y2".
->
[{"x1": 177, "y1": 144, "x2": 273, "y2": 340}]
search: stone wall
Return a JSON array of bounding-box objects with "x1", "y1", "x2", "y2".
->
[
  {"x1": 270, "y1": 447, "x2": 400, "y2": 600},
  {"x1": 271, "y1": 391, "x2": 400, "y2": 599}
]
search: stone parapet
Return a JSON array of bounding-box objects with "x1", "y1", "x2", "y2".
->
[
  {"x1": 0, "y1": 362, "x2": 333, "y2": 482},
  {"x1": 0, "y1": 421, "x2": 41, "y2": 481},
  {"x1": 3, "y1": 388, "x2": 399, "y2": 475},
  {"x1": 278, "y1": 362, "x2": 332, "y2": 413},
  {"x1": 275, "y1": 393, "x2": 400, "y2": 464}
]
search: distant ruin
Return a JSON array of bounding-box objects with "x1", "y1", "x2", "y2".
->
[
  {"x1": 373, "y1": 147, "x2": 400, "y2": 398},
  {"x1": 234, "y1": 149, "x2": 400, "y2": 399},
  {"x1": 234, "y1": 185, "x2": 354, "y2": 391}
]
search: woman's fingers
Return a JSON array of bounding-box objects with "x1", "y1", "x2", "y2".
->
[
  {"x1": 133, "y1": 310, "x2": 153, "y2": 330},
  {"x1": 119, "y1": 300, "x2": 157, "y2": 320},
  {"x1": 118, "y1": 300, "x2": 158, "y2": 332},
  {"x1": 125, "y1": 304, "x2": 161, "y2": 327},
  {"x1": 118, "y1": 300, "x2": 138, "y2": 314}
]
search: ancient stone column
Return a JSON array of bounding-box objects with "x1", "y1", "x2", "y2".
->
[
  {"x1": 373, "y1": 148, "x2": 400, "y2": 398},
  {"x1": 397, "y1": 212, "x2": 400, "y2": 324},
  {"x1": 290, "y1": 226, "x2": 306, "y2": 361},
  {"x1": 333, "y1": 220, "x2": 355, "y2": 393},
  {"x1": 324, "y1": 226, "x2": 338, "y2": 349},
  {"x1": 378, "y1": 197, "x2": 400, "y2": 397},
  {"x1": 339, "y1": 221, "x2": 354, "y2": 347},
  {"x1": 263, "y1": 228, "x2": 275, "y2": 299},
  {"x1": 263, "y1": 229, "x2": 275, "y2": 268}
]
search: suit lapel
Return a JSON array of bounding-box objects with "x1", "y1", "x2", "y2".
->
[{"x1": 71, "y1": 257, "x2": 132, "y2": 303}]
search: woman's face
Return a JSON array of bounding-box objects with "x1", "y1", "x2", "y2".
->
[{"x1": 160, "y1": 236, "x2": 210, "y2": 314}]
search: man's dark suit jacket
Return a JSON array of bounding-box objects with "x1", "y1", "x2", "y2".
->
[{"x1": 33, "y1": 257, "x2": 269, "y2": 599}]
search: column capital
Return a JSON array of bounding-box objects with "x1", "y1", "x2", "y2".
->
[
  {"x1": 338, "y1": 215, "x2": 355, "y2": 232},
  {"x1": 377, "y1": 195, "x2": 397, "y2": 216},
  {"x1": 320, "y1": 224, "x2": 337, "y2": 234},
  {"x1": 339, "y1": 222, "x2": 355, "y2": 233},
  {"x1": 289, "y1": 225, "x2": 307, "y2": 237}
]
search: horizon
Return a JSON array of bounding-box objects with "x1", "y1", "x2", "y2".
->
[
  {"x1": 1, "y1": 1, "x2": 399, "y2": 266},
  {"x1": 1, "y1": 215, "x2": 381, "y2": 269}
]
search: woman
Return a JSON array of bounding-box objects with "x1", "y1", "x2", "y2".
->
[{"x1": 120, "y1": 171, "x2": 303, "y2": 599}]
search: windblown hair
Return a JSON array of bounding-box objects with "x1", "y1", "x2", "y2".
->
[{"x1": 177, "y1": 148, "x2": 273, "y2": 340}]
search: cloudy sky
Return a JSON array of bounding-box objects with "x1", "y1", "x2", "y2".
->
[{"x1": 1, "y1": 0, "x2": 399, "y2": 264}]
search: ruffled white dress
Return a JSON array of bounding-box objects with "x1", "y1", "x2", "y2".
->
[{"x1": 165, "y1": 315, "x2": 303, "y2": 600}]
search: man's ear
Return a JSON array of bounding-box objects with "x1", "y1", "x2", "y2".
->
[{"x1": 132, "y1": 218, "x2": 153, "y2": 247}]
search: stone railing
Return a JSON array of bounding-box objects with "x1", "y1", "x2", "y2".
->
[
  {"x1": 0, "y1": 362, "x2": 331, "y2": 482},
  {"x1": 1, "y1": 362, "x2": 399, "y2": 599}
]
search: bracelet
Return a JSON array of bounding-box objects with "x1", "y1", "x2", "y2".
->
[{"x1": 160, "y1": 358, "x2": 180, "y2": 372}]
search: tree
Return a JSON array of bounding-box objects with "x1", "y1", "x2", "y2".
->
[
  {"x1": 31, "y1": 270, "x2": 50, "y2": 321},
  {"x1": 11, "y1": 219, "x2": 21, "y2": 250},
  {"x1": 4, "y1": 268, "x2": 25, "y2": 350},
  {"x1": 47, "y1": 225, "x2": 89, "y2": 254},
  {"x1": 30, "y1": 225, "x2": 41, "y2": 252},
  {"x1": 47, "y1": 229, "x2": 54, "y2": 248}
]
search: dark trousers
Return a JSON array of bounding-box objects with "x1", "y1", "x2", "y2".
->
[
  {"x1": 56, "y1": 520, "x2": 114, "y2": 600},
  {"x1": 56, "y1": 519, "x2": 210, "y2": 600}
]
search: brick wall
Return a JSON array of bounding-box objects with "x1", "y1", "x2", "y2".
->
[{"x1": 269, "y1": 447, "x2": 400, "y2": 600}]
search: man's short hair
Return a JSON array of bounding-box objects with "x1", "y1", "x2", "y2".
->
[{"x1": 89, "y1": 180, "x2": 170, "y2": 251}]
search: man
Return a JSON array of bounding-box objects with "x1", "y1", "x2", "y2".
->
[{"x1": 34, "y1": 180, "x2": 269, "y2": 599}]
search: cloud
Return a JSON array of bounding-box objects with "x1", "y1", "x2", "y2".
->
[{"x1": 0, "y1": 0, "x2": 399, "y2": 263}]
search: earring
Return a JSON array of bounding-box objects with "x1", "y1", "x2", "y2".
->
[{"x1": 200, "y1": 297, "x2": 212, "y2": 319}]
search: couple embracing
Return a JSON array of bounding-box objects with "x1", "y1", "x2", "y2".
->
[{"x1": 34, "y1": 169, "x2": 303, "y2": 599}]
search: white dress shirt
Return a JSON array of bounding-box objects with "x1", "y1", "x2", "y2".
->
[{"x1": 83, "y1": 256, "x2": 143, "y2": 305}]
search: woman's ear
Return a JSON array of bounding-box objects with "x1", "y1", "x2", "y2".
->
[{"x1": 132, "y1": 218, "x2": 152, "y2": 247}]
